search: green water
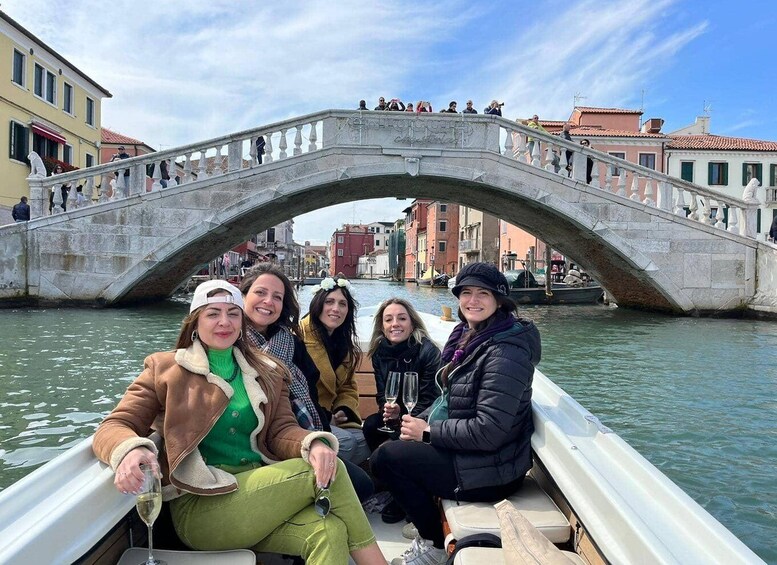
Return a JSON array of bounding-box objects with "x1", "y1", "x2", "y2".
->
[{"x1": 0, "y1": 280, "x2": 775, "y2": 562}]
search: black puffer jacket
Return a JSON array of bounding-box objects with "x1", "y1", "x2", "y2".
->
[
  {"x1": 429, "y1": 318, "x2": 540, "y2": 491},
  {"x1": 371, "y1": 337, "x2": 441, "y2": 416}
]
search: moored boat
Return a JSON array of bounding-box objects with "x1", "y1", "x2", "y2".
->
[
  {"x1": 0, "y1": 308, "x2": 764, "y2": 564},
  {"x1": 506, "y1": 269, "x2": 604, "y2": 305}
]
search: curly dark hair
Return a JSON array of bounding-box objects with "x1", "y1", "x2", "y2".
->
[
  {"x1": 239, "y1": 263, "x2": 301, "y2": 336},
  {"x1": 307, "y1": 277, "x2": 361, "y2": 369}
]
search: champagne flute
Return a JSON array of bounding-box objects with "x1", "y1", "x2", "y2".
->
[
  {"x1": 378, "y1": 371, "x2": 401, "y2": 433},
  {"x1": 403, "y1": 372, "x2": 419, "y2": 416},
  {"x1": 136, "y1": 464, "x2": 166, "y2": 565}
]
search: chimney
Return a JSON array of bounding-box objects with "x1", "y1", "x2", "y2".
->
[
  {"x1": 696, "y1": 115, "x2": 710, "y2": 134},
  {"x1": 641, "y1": 118, "x2": 664, "y2": 134}
]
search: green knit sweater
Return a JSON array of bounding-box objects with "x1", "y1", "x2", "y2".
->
[{"x1": 198, "y1": 347, "x2": 262, "y2": 468}]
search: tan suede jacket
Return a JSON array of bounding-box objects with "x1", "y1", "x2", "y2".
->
[
  {"x1": 92, "y1": 341, "x2": 338, "y2": 499},
  {"x1": 299, "y1": 316, "x2": 362, "y2": 426}
]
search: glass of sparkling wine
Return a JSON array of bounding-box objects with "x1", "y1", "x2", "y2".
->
[
  {"x1": 403, "y1": 372, "x2": 419, "y2": 416},
  {"x1": 378, "y1": 371, "x2": 401, "y2": 433},
  {"x1": 136, "y1": 464, "x2": 166, "y2": 565}
]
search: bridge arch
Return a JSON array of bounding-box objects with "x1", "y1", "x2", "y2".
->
[{"x1": 4, "y1": 110, "x2": 770, "y2": 314}]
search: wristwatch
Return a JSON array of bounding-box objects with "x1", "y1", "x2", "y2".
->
[{"x1": 422, "y1": 426, "x2": 431, "y2": 444}]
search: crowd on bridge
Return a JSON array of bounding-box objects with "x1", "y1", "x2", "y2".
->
[
  {"x1": 359, "y1": 96, "x2": 506, "y2": 116},
  {"x1": 92, "y1": 262, "x2": 540, "y2": 565}
]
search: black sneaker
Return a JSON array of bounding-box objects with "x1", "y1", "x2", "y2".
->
[{"x1": 381, "y1": 499, "x2": 407, "y2": 524}]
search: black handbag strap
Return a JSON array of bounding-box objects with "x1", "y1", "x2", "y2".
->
[{"x1": 446, "y1": 533, "x2": 502, "y2": 565}]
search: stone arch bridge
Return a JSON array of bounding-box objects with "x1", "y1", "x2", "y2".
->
[{"x1": 2, "y1": 110, "x2": 777, "y2": 315}]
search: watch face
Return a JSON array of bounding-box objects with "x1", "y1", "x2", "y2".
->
[{"x1": 422, "y1": 430, "x2": 431, "y2": 444}]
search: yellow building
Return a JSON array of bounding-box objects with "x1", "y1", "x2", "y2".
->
[{"x1": 0, "y1": 10, "x2": 111, "y2": 215}]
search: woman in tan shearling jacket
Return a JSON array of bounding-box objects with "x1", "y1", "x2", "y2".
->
[{"x1": 93, "y1": 280, "x2": 386, "y2": 565}]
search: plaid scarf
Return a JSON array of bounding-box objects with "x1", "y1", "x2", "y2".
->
[{"x1": 247, "y1": 326, "x2": 323, "y2": 431}]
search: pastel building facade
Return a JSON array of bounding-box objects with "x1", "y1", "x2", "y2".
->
[{"x1": 0, "y1": 10, "x2": 111, "y2": 215}]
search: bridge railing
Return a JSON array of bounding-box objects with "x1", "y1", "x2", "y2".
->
[
  {"x1": 494, "y1": 119, "x2": 760, "y2": 239},
  {"x1": 26, "y1": 109, "x2": 759, "y2": 239}
]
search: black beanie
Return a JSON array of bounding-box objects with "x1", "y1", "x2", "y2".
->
[{"x1": 451, "y1": 262, "x2": 509, "y2": 297}]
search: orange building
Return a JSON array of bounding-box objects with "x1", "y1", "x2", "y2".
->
[{"x1": 426, "y1": 201, "x2": 459, "y2": 276}]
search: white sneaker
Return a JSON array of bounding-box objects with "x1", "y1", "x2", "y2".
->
[
  {"x1": 391, "y1": 536, "x2": 448, "y2": 565},
  {"x1": 402, "y1": 522, "x2": 418, "y2": 540}
]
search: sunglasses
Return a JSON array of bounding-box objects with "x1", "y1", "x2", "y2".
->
[{"x1": 314, "y1": 487, "x2": 331, "y2": 518}]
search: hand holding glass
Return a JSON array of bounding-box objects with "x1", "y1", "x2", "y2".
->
[
  {"x1": 136, "y1": 464, "x2": 166, "y2": 565},
  {"x1": 403, "y1": 372, "x2": 419, "y2": 415},
  {"x1": 378, "y1": 371, "x2": 401, "y2": 433}
]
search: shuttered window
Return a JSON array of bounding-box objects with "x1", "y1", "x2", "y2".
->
[
  {"x1": 680, "y1": 161, "x2": 694, "y2": 182},
  {"x1": 708, "y1": 162, "x2": 728, "y2": 185}
]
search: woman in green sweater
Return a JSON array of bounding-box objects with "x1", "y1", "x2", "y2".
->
[{"x1": 93, "y1": 280, "x2": 386, "y2": 565}]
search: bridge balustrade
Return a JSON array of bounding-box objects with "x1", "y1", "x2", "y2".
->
[{"x1": 26, "y1": 110, "x2": 759, "y2": 240}]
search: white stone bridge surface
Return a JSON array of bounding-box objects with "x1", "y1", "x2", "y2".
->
[{"x1": 2, "y1": 109, "x2": 777, "y2": 315}]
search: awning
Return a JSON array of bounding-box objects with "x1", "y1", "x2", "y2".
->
[{"x1": 30, "y1": 122, "x2": 66, "y2": 144}]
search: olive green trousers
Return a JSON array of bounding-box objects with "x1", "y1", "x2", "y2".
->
[{"x1": 170, "y1": 458, "x2": 375, "y2": 564}]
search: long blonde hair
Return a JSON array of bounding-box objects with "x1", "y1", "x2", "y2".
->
[{"x1": 367, "y1": 298, "x2": 431, "y2": 358}]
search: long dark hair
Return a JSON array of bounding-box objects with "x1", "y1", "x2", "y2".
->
[
  {"x1": 308, "y1": 277, "x2": 361, "y2": 371},
  {"x1": 239, "y1": 263, "x2": 301, "y2": 336},
  {"x1": 175, "y1": 288, "x2": 280, "y2": 400}
]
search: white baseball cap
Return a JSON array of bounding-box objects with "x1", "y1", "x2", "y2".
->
[{"x1": 190, "y1": 280, "x2": 244, "y2": 313}]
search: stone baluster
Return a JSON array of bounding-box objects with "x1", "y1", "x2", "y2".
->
[
  {"x1": 544, "y1": 144, "x2": 555, "y2": 172},
  {"x1": 604, "y1": 166, "x2": 612, "y2": 191},
  {"x1": 116, "y1": 170, "x2": 129, "y2": 199},
  {"x1": 571, "y1": 150, "x2": 585, "y2": 182},
  {"x1": 67, "y1": 180, "x2": 79, "y2": 209},
  {"x1": 699, "y1": 196, "x2": 711, "y2": 224},
  {"x1": 688, "y1": 192, "x2": 699, "y2": 221},
  {"x1": 99, "y1": 173, "x2": 111, "y2": 203},
  {"x1": 249, "y1": 136, "x2": 258, "y2": 166},
  {"x1": 293, "y1": 126, "x2": 303, "y2": 156},
  {"x1": 643, "y1": 179, "x2": 655, "y2": 206},
  {"x1": 714, "y1": 203, "x2": 726, "y2": 229},
  {"x1": 558, "y1": 149, "x2": 569, "y2": 177},
  {"x1": 198, "y1": 150, "x2": 209, "y2": 179},
  {"x1": 616, "y1": 170, "x2": 627, "y2": 197},
  {"x1": 84, "y1": 177, "x2": 95, "y2": 206},
  {"x1": 503, "y1": 128, "x2": 514, "y2": 157},
  {"x1": 590, "y1": 160, "x2": 600, "y2": 188},
  {"x1": 279, "y1": 129, "x2": 288, "y2": 160},
  {"x1": 51, "y1": 182, "x2": 63, "y2": 214},
  {"x1": 151, "y1": 162, "x2": 163, "y2": 191},
  {"x1": 727, "y1": 206, "x2": 739, "y2": 233},
  {"x1": 516, "y1": 133, "x2": 526, "y2": 161},
  {"x1": 531, "y1": 140, "x2": 541, "y2": 167},
  {"x1": 673, "y1": 187, "x2": 686, "y2": 216},
  {"x1": 183, "y1": 153, "x2": 193, "y2": 183},
  {"x1": 264, "y1": 133, "x2": 274, "y2": 164},
  {"x1": 629, "y1": 173, "x2": 640, "y2": 201},
  {"x1": 657, "y1": 181, "x2": 672, "y2": 211},
  {"x1": 308, "y1": 121, "x2": 318, "y2": 152},
  {"x1": 217, "y1": 144, "x2": 227, "y2": 174},
  {"x1": 167, "y1": 159, "x2": 178, "y2": 187}
]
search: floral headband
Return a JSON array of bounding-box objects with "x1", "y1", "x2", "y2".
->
[{"x1": 311, "y1": 277, "x2": 351, "y2": 294}]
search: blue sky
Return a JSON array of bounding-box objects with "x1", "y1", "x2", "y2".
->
[{"x1": 4, "y1": 0, "x2": 776, "y2": 243}]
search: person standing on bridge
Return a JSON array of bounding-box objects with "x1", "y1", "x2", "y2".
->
[
  {"x1": 12, "y1": 196, "x2": 30, "y2": 222},
  {"x1": 300, "y1": 276, "x2": 371, "y2": 465},
  {"x1": 93, "y1": 280, "x2": 387, "y2": 565},
  {"x1": 372, "y1": 262, "x2": 540, "y2": 565},
  {"x1": 462, "y1": 100, "x2": 477, "y2": 114}
]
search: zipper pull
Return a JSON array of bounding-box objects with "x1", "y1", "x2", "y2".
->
[{"x1": 454, "y1": 486, "x2": 461, "y2": 506}]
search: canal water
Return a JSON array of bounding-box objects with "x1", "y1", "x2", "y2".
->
[{"x1": 0, "y1": 280, "x2": 775, "y2": 562}]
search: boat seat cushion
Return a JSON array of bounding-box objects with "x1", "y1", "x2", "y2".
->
[
  {"x1": 117, "y1": 547, "x2": 256, "y2": 564},
  {"x1": 441, "y1": 475, "x2": 571, "y2": 544},
  {"x1": 452, "y1": 547, "x2": 584, "y2": 565}
]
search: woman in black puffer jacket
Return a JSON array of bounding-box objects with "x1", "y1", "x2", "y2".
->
[
  {"x1": 363, "y1": 298, "x2": 442, "y2": 455},
  {"x1": 372, "y1": 263, "x2": 541, "y2": 564}
]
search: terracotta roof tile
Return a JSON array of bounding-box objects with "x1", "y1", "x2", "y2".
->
[
  {"x1": 101, "y1": 128, "x2": 146, "y2": 145},
  {"x1": 562, "y1": 127, "x2": 665, "y2": 139},
  {"x1": 667, "y1": 134, "x2": 777, "y2": 151},
  {"x1": 574, "y1": 106, "x2": 643, "y2": 115}
]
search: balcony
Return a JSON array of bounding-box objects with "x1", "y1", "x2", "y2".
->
[{"x1": 459, "y1": 239, "x2": 480, "y2": 253}]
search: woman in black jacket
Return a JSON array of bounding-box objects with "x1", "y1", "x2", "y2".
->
[{"x1": 371, "y1": 263, "x2": 541, "y2": 565}]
